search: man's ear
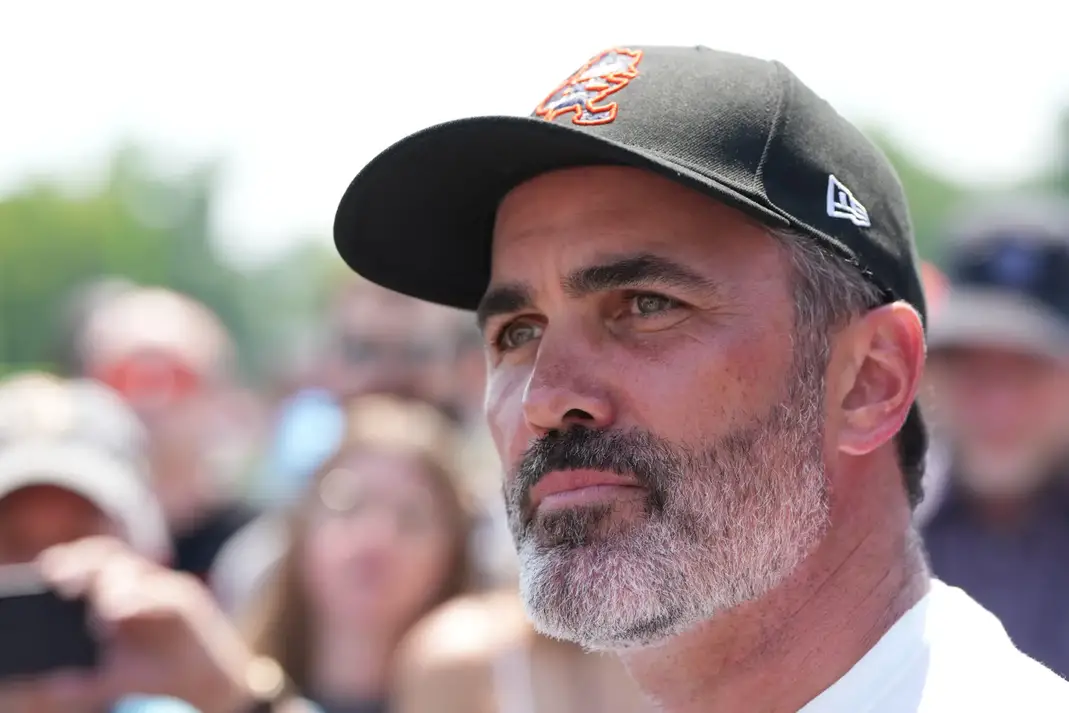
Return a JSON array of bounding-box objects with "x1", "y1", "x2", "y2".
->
[{"x1": 833, "y1": 302, "x2": 925, "y2": 457}]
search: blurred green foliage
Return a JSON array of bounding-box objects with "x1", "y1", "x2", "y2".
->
[
  {"x1": 1, "y1": 116, "x2": 1067, "y2": 382},
  {"x1": 0, "y1": 144, "x2": 348, "y2": 381}
]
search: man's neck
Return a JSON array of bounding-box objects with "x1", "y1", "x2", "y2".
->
[{"x1": 618, "y1": 478, "x2": 929, "y2": 713}]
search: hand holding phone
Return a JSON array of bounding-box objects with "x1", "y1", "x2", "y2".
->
[
  {"x1": 30, "y1": 536, "x2": 277, "y2": 713},
  {"x1": 0, "y1": 563, "x2": 98, "y2": 683}
]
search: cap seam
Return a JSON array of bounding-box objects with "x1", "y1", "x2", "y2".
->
[
  {"x1": 641, "y1": 147, "x2": 759, "y2": 201},
  {"x1": 752, "y1": 66, "x2": 897, "y2": 304},
  {"x1": 754, "y1": 61, "x2": 789, "y2": 199}
]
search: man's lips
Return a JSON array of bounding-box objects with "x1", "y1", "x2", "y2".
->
[{"x1": 528, "y1": 469, "x2": 645, "y2": 510}]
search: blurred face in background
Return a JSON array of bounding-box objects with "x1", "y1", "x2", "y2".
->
[
  {"x1": 299, "y1": 448, "x2": 456, "y2": 638},
  {"x1": 928, "y1": 345, "x2": 1069, "y2": 498},
  {"x1": 93, "y1": 350, "x2": 204, "y2": 424},
  {"x1": 0, "y1": 485, "x2": 114, "y2": 564},
  {"x1": 419, "y1": 312, "x2": 487, "y2": 427},
  {"x1": 446, "y1": 324, "x2": 488, "y2": 425},
  {"x1": 325, "y1": 283, "x2": 459, "y2": 403},
  {"x1": 80, "y1": 288, "x2": 236, "y2": 423}
]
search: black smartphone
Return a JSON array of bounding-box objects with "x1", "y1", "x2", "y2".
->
[{"x1": 0, "y1": 564, "x2": 99, "y2": 682}]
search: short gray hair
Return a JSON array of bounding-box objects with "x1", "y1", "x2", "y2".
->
[
  {"x1": 772, "y1": 229, "x2": 926, "y2": 507},
  {"x1": 774, "y1": 228, "x2": 883, "y2": 335}
]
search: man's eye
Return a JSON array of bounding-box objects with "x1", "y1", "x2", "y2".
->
[
  {"x1": 496, "y1": 320, "x2": 543, "y2": 350},
  {"x1": 630, "y1": 293, "x2": 680, "y2": 316}
]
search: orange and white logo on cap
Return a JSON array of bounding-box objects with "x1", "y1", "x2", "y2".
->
[{"x1": 534, "y1": 48, "x2": 643, "y2": 127}]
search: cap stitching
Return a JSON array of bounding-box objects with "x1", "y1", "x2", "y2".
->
[{"x1": 754, "y1": 61, "x2": 789, "y2": 198}]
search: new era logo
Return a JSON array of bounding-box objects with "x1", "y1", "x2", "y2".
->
[{"x1": 826, "y1": 175, "x2": 871, "y2": 228}]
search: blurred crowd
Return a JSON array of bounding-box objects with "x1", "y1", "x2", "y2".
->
[{"x1": 5, "y1": 191, "x2": 1069, "y2": 712}]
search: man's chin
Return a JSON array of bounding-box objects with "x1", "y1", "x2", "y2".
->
[
  {"x1": 515, "y1": 527, "x2": 697, "y2": 651},
  {"x1": 527, "y1": 501, "x2": 650, "y2": 548},
  {"x1": 514, "y1": 517, "x2": 816, "y2": 651}
]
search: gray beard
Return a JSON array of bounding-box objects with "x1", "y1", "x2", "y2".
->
[{"x1": 507, "y1": 359, "x2": 831, "y2": 650}]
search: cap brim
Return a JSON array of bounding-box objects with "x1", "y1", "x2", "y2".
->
[
  {"x1": 334, "y1": 116, "x2": 790, "y2": 310},
  {"x1": 0, "y1": 445, "x2": 124, "y2": 502},
  {"x1": 928, "y1": 288, "x2": 1069, "y2": 358}
]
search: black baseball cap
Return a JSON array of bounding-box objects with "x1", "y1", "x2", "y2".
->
[
  {"x1": 929, "y1": 197, "x2": 1069, "y2": 358},
  {"x1": 334, "y1": 45, "x2": 926, "y2": 324}
]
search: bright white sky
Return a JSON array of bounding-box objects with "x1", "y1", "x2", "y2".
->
[{"x1": 2, "y1": 1, "x2": 1066, "y2": 268}]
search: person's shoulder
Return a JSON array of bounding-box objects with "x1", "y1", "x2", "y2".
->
[
  {"x1": 909, "y1": 583, "x2": 1069, "y2": 711},
  {"x1": 399, "y1": 588, "x2": 534, "y2": 668},
  {"x1": 392, "y1": 590, "x2": 534, "y2": 713},
  {"x1": 992, "y1": 650, "x2": 1069, "y2": 708}
]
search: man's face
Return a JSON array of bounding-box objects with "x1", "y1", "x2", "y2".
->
[
  {"x1": 929, "y1": 346, "x2": 1069, "y2": 497},
  {"x1": 481, "y1": 166, "x2": 831, "y2": 650}
]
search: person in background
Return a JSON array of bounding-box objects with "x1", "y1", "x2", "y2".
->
[
  {"x1": 912, "y1": 261, "x2": 952, "y2": 527},
  {"x1": 76, "y1": 286, "x2": 262, "y2": 582},
  {"x1": 210, "y1": 390, "x2": 346, "y2": 617},
  {"x1": 77, "y1": 287, "x2": 236, "y2": 423},
  {"x1": 258, "y1": 390, "x2": 347, "y2": 507},
  {"x1": 54, "y1": 277, "x2": 136, "y2": 378},
  {"x1": 415, "y1": 309, "x2": 519, "y2": 589},
  {"x1": 922, "y1": 197, "x2": 1069, "y2": 678},
  {"x1": 393, "y1": 589, "x2": 650, "y2": 713},
  {"x1": 428, "y1": 313, "x2": 487, "y2": 430},
  {"x1": 211, "y1": 278, "x2": 475, "y2": 615},
  {"x1": 242, "y1": 396, "x2": 474, "y2": 713},
  {"x1": 145, "y1": 392, "x2": 260, "y2": 581},
  {"x1": 0, "y1": 373, "x2": 185, "y2": 712},
  {"x1": 320, "y1": 279, "x2": 465, "y2": 408},
  {"x1": 920, "y1": 262, "x2": 950, "y2": 315}
]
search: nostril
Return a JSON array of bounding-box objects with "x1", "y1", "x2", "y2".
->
[{"x1": 562, "y1": 408, "x2": 595, "y2": 422}]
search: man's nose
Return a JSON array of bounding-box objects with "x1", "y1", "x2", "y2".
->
[{"x1": 521, "y1": 338, "x2": 615, "y2": 435}]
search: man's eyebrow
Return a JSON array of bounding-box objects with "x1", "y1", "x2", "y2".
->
[
  {"x1": 476, "y1": 283, "x2": 533, "y2": 332},
  {"x1": 475, "y1": 254, "x2": 716, "y2": 332},
  {"x1": 564, "y1": 253, "x2": 719, "y2": 297}
]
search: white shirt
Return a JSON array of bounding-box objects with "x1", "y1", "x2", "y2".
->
[{"x1": 799, "y1": 580, "x2": 1069, "y2": 712}]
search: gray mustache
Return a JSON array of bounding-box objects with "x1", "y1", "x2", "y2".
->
[{"x1": 513, "y1": 427, "x2": 677, "y2": 512}]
